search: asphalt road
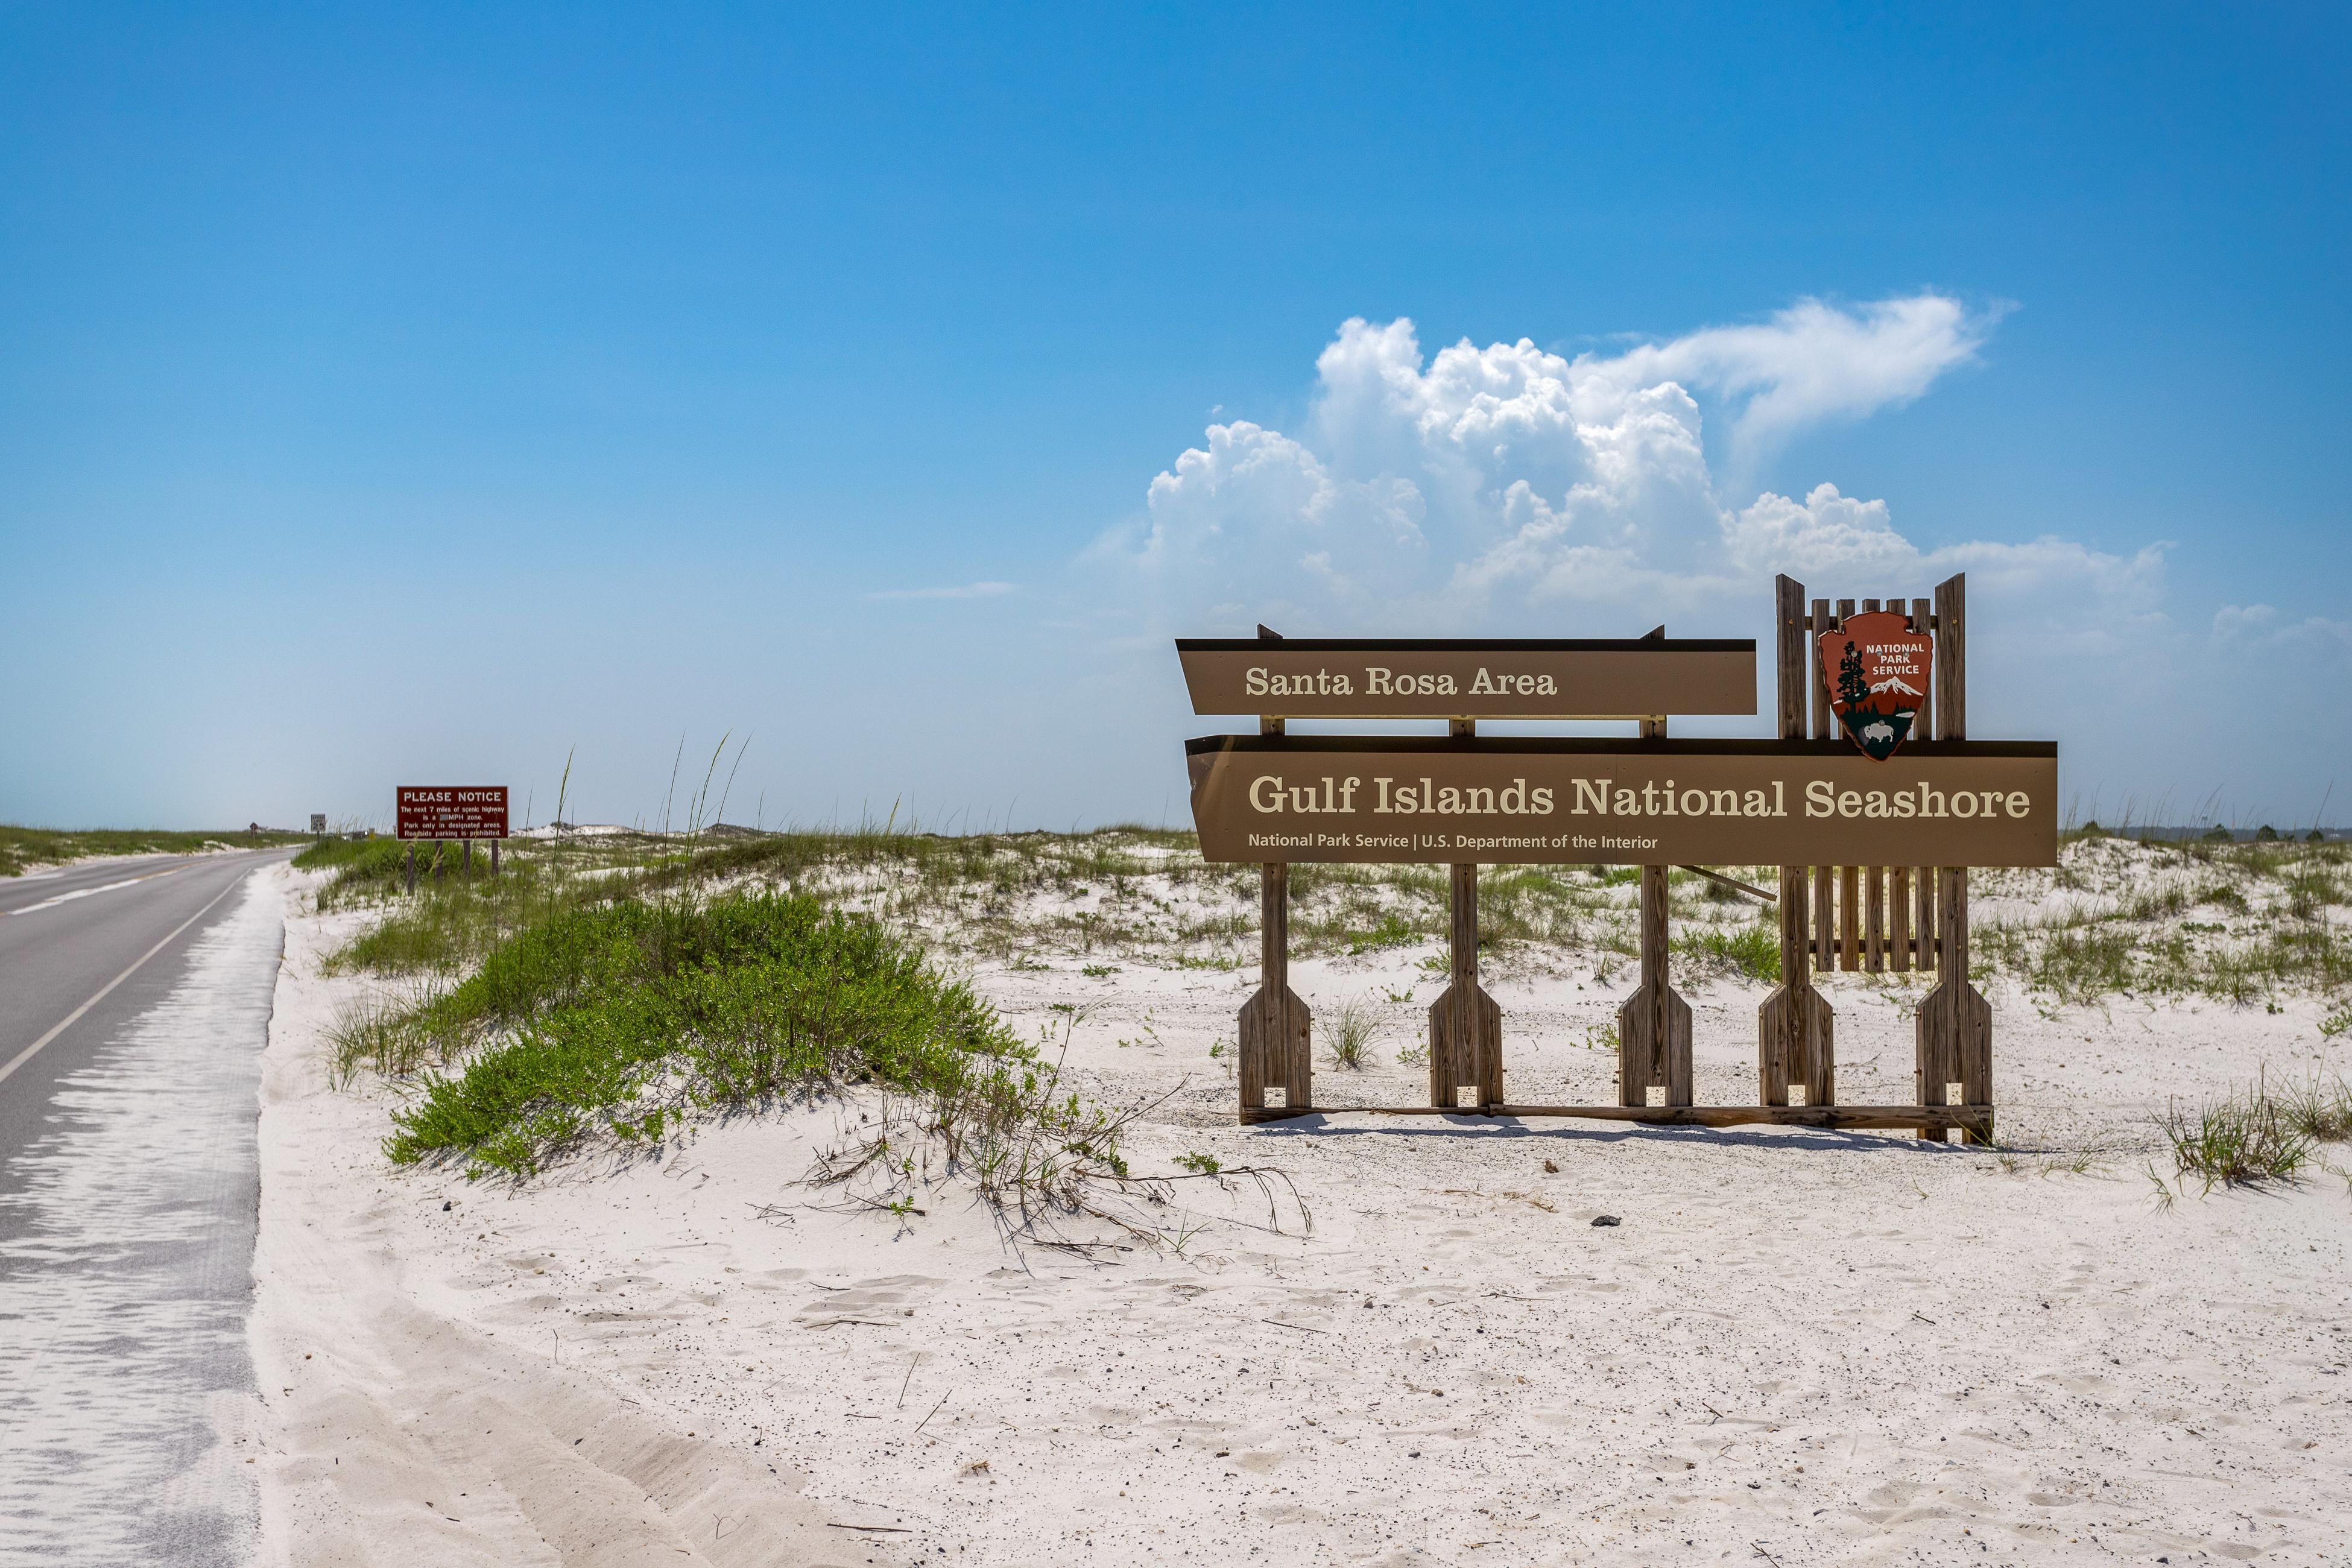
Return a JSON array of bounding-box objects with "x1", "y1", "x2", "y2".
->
[{"x1": 0, "y1": 848, "x2": 294, "y2": 1564}]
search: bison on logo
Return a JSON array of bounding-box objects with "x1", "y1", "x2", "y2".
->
[{"x1": 1818, "y1": 611, "x2": 1932, "y2": 761}]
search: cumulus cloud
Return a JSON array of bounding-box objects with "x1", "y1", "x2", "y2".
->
[{"x1": 1101, "y1": 294, "x2": 2123, "y2": 637}]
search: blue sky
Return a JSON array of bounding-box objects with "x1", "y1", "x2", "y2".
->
[{"x1": 3, "y1": 4, "x2": 2347, "y2": 832}]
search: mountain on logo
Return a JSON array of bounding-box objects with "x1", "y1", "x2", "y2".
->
[{"x1": 1869, "y1": 674, "x2": 1923, "y2": 698}]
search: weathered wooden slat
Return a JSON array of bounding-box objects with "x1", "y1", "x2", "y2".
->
[
  {"x1": 1839, "y1": 865, "x2": 1860, "y2": 970},
  {"x1": 1889, "y1": 865, "x2": 1911, "y2": 972},
  {"x1": 1865, "y1": 865, "x2": 1886, "y2": 972},
  {"x1": 1917, "y1": 862, "x2": 1937, "y2": 972}
]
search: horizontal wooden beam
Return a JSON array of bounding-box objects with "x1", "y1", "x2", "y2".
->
[
  {"x1": 1675, "y1": 864, "x2": 1775, "y2": 902},
  {"x1": 1239, "y1": 1104, "x2": 1993, "y2": 1134}
]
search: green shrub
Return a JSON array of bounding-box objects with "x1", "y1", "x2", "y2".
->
[{"x1": 384, "y1": 892, "x2": 1023, "y2": 1178}]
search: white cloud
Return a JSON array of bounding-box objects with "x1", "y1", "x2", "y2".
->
[
  {"x1": 1602, "y1": 294, "x2": 1999, "y2": 480},
  {"x1": 865, "y1": 581, "x2": 1018, "y2": 602},
  {"x1": 1105, "y1": 294, "x2": 2062, "y2": 635},
  {"x1": 2213, "y1": 603, "x2": 2352, "y2": 651}
]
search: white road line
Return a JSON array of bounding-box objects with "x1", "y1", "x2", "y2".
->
[
  {"x1": 0, "y1": 864, "x2": 188, "y2": 918},
  {"x1": 0, "y1": 871, "x2": 249, "y2": 1088}
]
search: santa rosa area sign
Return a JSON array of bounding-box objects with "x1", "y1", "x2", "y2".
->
[
  {"x1": 1186, "y1": 736, "x2": 2056, "y2": 867},
  {"x1": 1177, "y1": 637, "x2": 1755, "y2": 719},
  {"x1": 396, "y1": 786, "x2": 510, "y2": 841}
]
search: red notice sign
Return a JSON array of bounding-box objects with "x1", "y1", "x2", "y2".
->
[{"x1": 396, "y1": 786, "x2": 509, "y2": 840}]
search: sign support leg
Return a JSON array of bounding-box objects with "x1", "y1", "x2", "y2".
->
[
  {"x1": 492, "y1": 840, "x2": 501, "y2": 878},
  {"x1": 1239, "y1": 862, "x2": 1312, "y2": 1121},
  {"x1": 1427, "y1": 718, "x2": 1500, "y2": 1110},
  {"x1": 1619, "y1": 864, "x2": 1692, "y2": 1106},
  {"x1": 1428, "y1": 862, "x2": 1502, "y2": 1108},
  {"x1": 463, "y1": 838, "x2": 472, "y2": 875},
  {"x1": 405, "y1": 842, "x2": 415, "y2": 896},
  {"x1": 1915, "y1": 572, "x2": 1994, "y2": 1144},
  {"x1": 1618, "y1": 650, "x2": 1691, "y2": 1108},
  {"x1": 1238, "y1": 680, "x2": 1310, "y2": 1124}
]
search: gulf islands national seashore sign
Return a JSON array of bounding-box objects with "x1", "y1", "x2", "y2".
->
[
  {"x1": 1185, "y1": 736, "x2": 2057, "y2": 868},
  {"x1": 1179, "y1": 627, "x2": 2053, "y2": 868}
]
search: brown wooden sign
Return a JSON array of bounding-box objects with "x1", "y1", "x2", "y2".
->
[
  {"x1": 1186, "y1": 736, "x2": 2055, "y2": 867},
  {"x1": 396, "y1": 786, "x2": 510, "y2": 840},
  {"x1": 1175, "y1": 638, "x2": 1756, "y2": 719}
]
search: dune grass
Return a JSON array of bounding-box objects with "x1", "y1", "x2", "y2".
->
[
  {"x1": 1, "y1": 823, "x2": 306, "y2": 877},
  {"x1": 379, "y1": 891, "x2": 1032, "y2": 1180},
  {"x1": 2160, "y1": 1075, "x2": 2321, "y2": 1190},
  {"x1": 309, "y1": 822, "x2": 2352, "y2": 1014},
  {"x1": 1324, "y1": 993, "x2": 1387, "y2": 1070},
  {"x1": 306, "y1": 822, "x2": 2352, "y2": 1190},
  {"x1": 1674, "y1": 912, "x2": 1781, "y2": 984}
]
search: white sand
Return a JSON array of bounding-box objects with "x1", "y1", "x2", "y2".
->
[{"x1": 251, "y1": 864, "x2": 2352, "y2": 1565}]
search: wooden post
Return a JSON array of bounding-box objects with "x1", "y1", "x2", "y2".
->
[
  {"x1": 463, "y1": 838, "x2": 473, "y2": 875},
  {"x1": 491, "y1": 839, "x2": 501, "y2": 878},
  {"x1": 1830, "y1": 598, "x2": 1857, "y2": 973},
  {"x1": 1810, "y1": 598, "x2": 1835, "y2": 972},
  {"x1": 1858, "y1": 599, "x2": 1887, "y2": 973},
  {"x1": 1890, "y1": 589, "x2": 1912, "y2": 970},
  {"x1": 1429, "y1": 719, "x2": 1502, "y2": 1108},
  {"x1": 1911, "y1": 596, "x2": 1937, "y2": 971},
  {"x1": 405, "y1": 842, "x2": 416, "y2": 896},
  {"x1": 1618, "y1": 629, "x2": 1692, "y2": 1108},
  {"x1": 1239, "y1": 627, "x2": 1311, "y2": 1122},
  {"x1": 1915, "y1": 574, "x2": 1993, "y2": 1143},
  {"x1": 433, "y1": 839, "x2": 444, "y2": 882},
  {"x1": 1759, "y1": 575, "x2": 1835, "y2": 1107}
]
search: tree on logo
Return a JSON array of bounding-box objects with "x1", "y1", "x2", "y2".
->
[{"x1": 1836, "y1": 640, "x2": 1869, "y2": 707}]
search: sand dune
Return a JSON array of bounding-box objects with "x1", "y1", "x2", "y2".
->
[{"x1": 252, "y1": 865, "x2": 2351, "y2": 1564}]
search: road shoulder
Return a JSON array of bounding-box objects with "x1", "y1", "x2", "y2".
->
[{"x1": 248, "y1": 869, "x2": 876, "y2": 1568}]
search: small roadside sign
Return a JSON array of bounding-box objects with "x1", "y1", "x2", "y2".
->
[
  {"x1": 396, "y1": 787, "x2": 509, "y2": 841},
  {"x1": 394, "y1": 786, "x2": 510, "y2": 893}
]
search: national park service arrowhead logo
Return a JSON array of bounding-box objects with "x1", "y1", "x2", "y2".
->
[{"x1": 1819, "y1": 611, "x2": 1931, "y2": 760}]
